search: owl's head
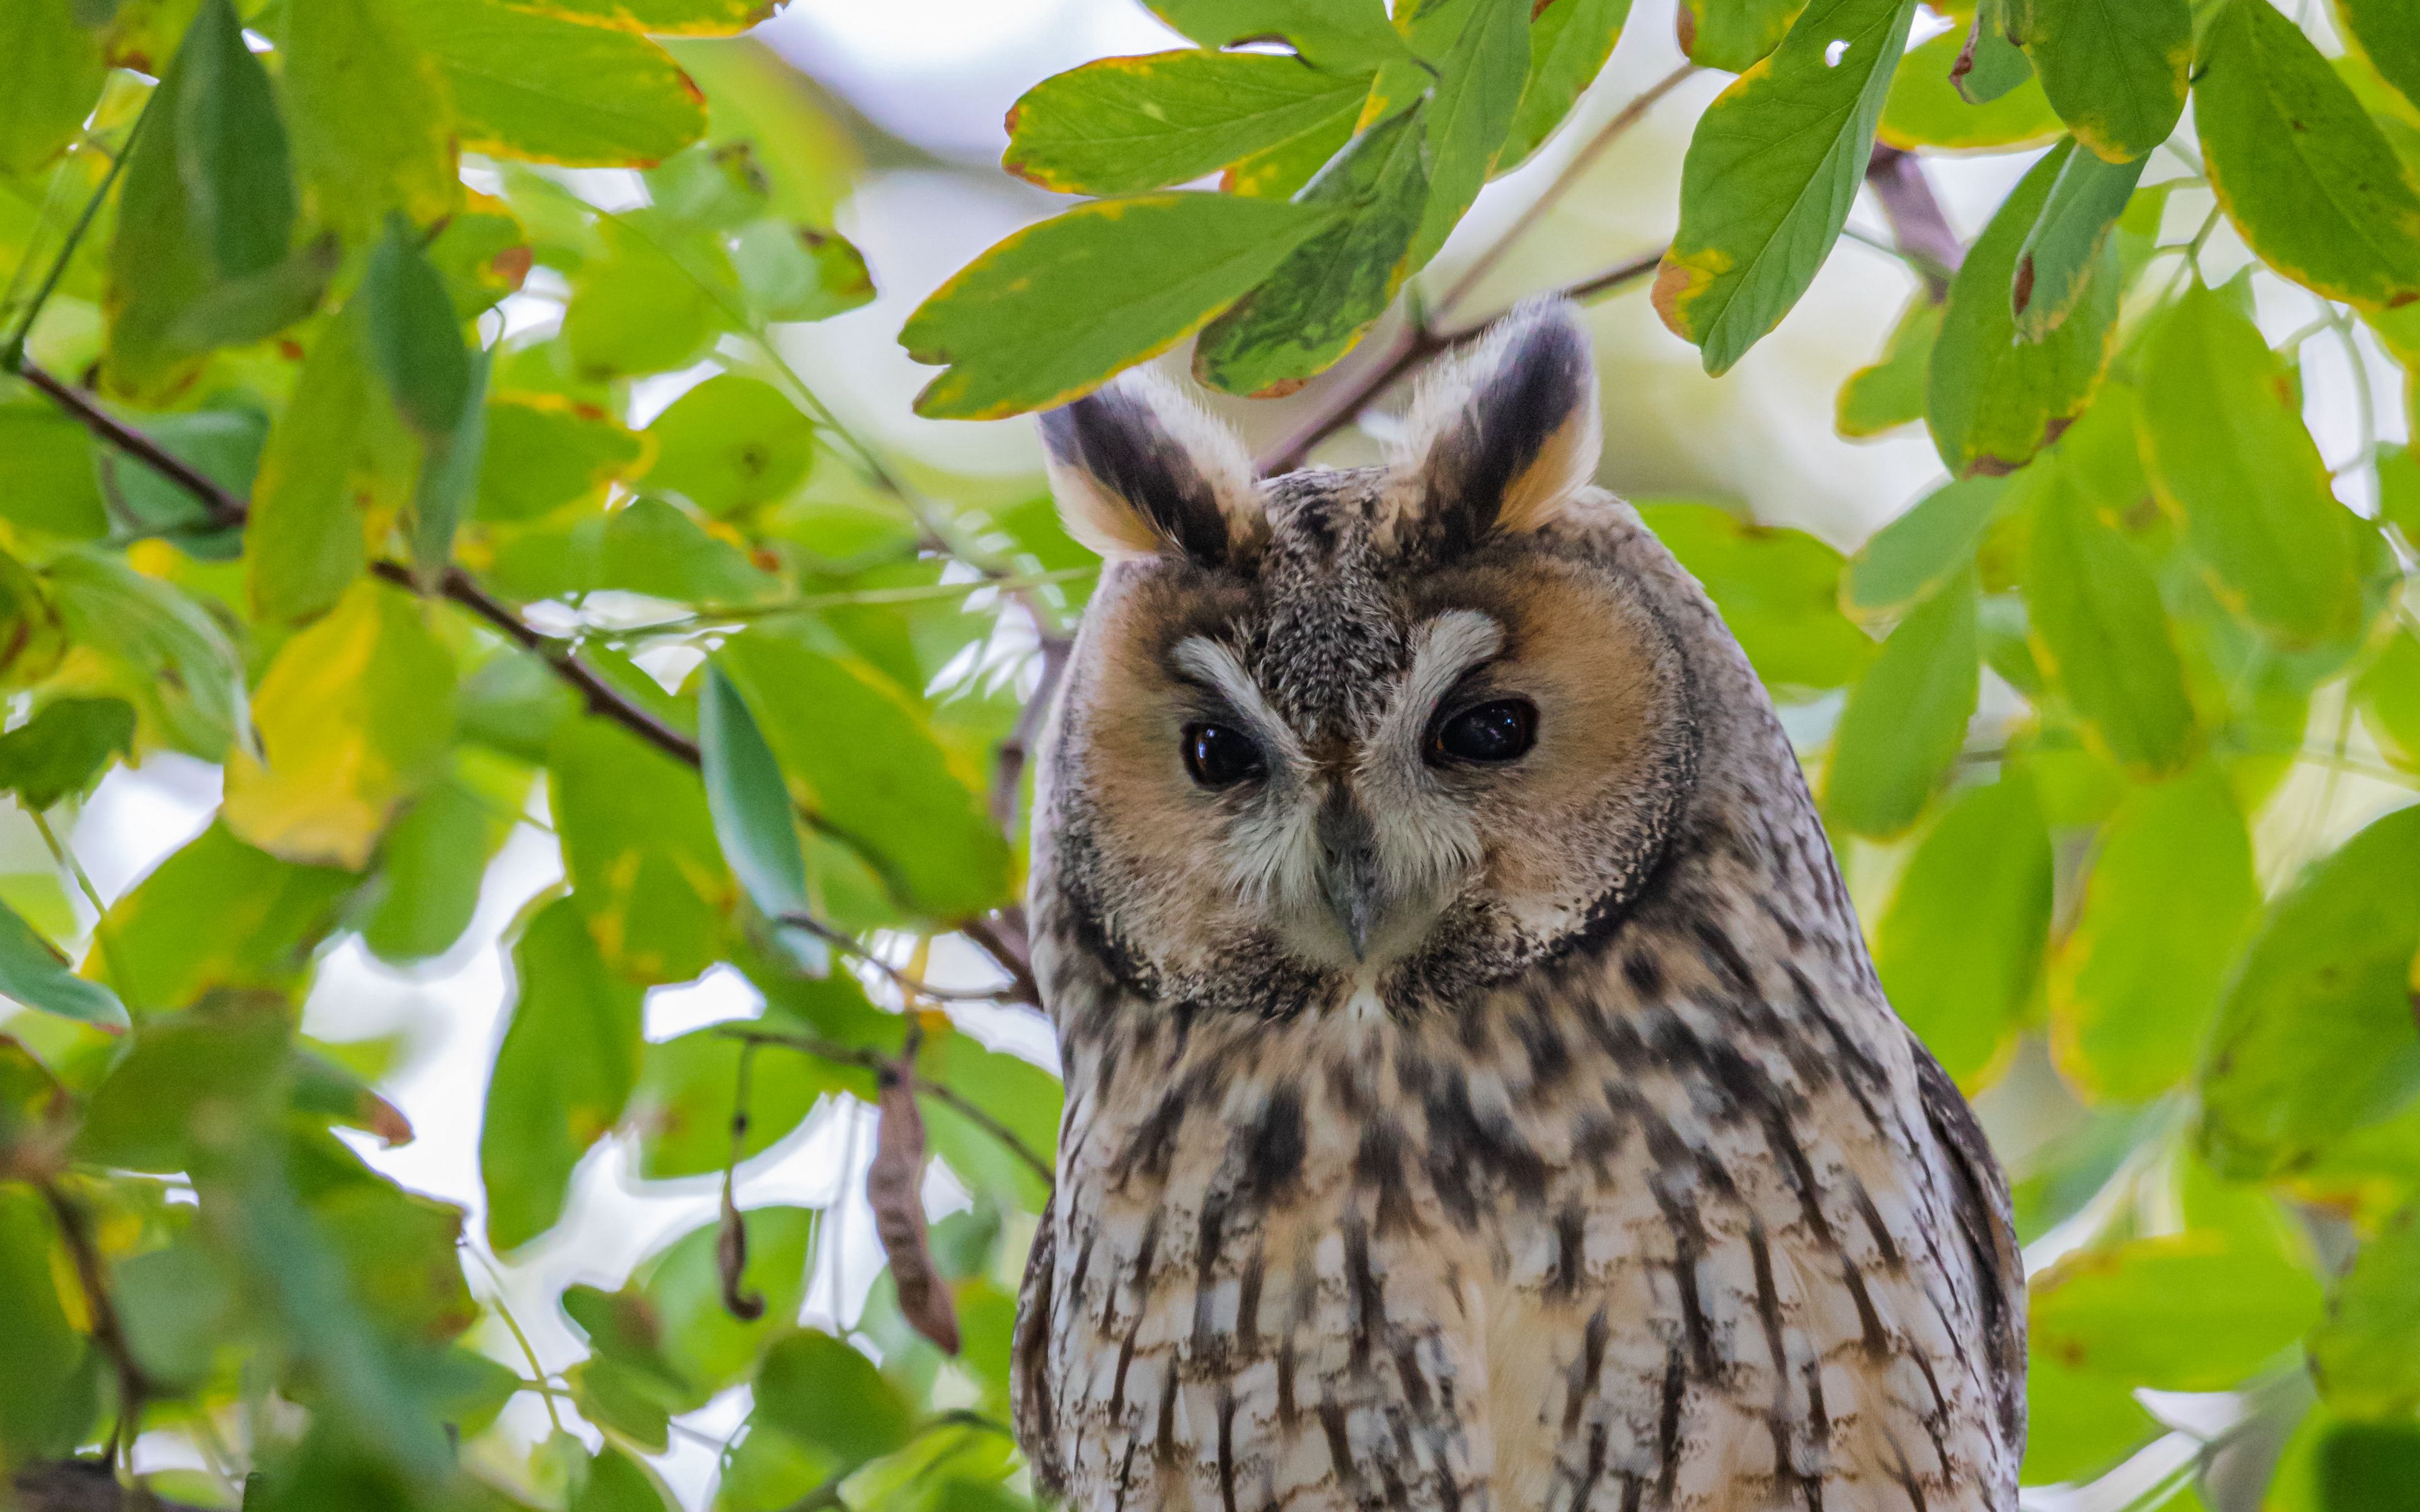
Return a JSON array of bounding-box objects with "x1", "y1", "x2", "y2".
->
[{"x1": 1033, "y1": 301, "x2": 1717, "y2": 1021}]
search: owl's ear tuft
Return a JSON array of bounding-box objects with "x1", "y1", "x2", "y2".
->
[
  {"x1": 1393, "y1": 297, "x2": 1601, "y2": 553},
  {"x1": 1040, "y1": 372, "x2": 1265, "y2": 566}
]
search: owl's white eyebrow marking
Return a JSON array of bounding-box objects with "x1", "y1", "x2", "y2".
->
[
  {"x1": 1385, "y1": 609, "x2": 1506, "y2": 739},
  {"x1": 1171, "y1": 636, "x2": 1301, "y2": 759}
]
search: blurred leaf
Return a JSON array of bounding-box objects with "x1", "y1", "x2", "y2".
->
[
  {"x1": 2022, "y1": 454, "x2": 2195, "y2": 774},
  {"x1": 114, "y1": 1236, "x2": 236, "y2": 1392},
  {"x1": 1875, "y1": 772, "x2": 2051, "y2": 1080},
  {"x1": 751, "y1": 1330, "x2": 916, "y2": 1472},
  {"x1": 394, "y1": 0, "x2": 710, "y2": 168},
  {"x1": 573, "y1": 1446, "x2": 676, "y2": 1512},
  {"x1": 563, "y1": 216, "x2": 731, "y2": 378},
  {"x1": 1004, "y1": 50, "x2": 1373, "y2": 196},
  {"x1": 2379, "y1": 440, "x2": 2420, "y2": 544},
  {"x1": 0, "y1": 696, "x2": 134, "y2": 810},
  {"x1": 636, "y1": 1205, "x2": 816, "y2": 1397},
  {"x1": 1927, "y1": 139, "x2": 2116, "y2": 477},
  {"x1": 481, "y1": 896, "x2": 642, "y2": 1251},
  {"x1": 1954, "y1": 0, "x2": 2033, "y2": 104},
  {"x1": 2312, "y1": 1199, "x2": 2420, "y2": 1419},
  {"x1": 427, "y1": 205, "x2": 535, "y2": 318},
  {"x1": 700, "y1": 662, "x2": 820, "y2": 968},
  {"x1": 2197, "y1": 0, "x2": 2420, "y2": 312},
  {"x1": 314, "y1": 1179, "x2": 476, "y2": 1344},
  {"x1": 730, "y1": 221, "x2": 875, "y2": 324},
  {"x1": 904, "y1": 192, "x2": 1335, "y2": 419},
  {"x1": 2012, "y1": 145, "x2": 2145, "y2": 342},
  {"x1": 2020, "y1": 1353, "x2": 2156, "y2": 1486},
  {"x1": 1835, "y1": 295, "x2": 1942, "y2": 438},
  {"x1": 248, "y1": 307, "x2": 417, "y2": 624},
  {"x1": 2356, "y1": 622, "x2": 2420, "y2": 770},
  {"x1": 533, "y1": 0, "x2": 776, "y2": 33},
  {"x1": 1144, "y1": 0, "x2": 1410, "y2": 72},
  {"x1": 1499, "y1": 0, "x2": 1633, "y2": 171},
  {"x1": 2335, "y1": 0, "x2": 2420, "y2": 115},
  {"x1": 664, "y1": 37, "x2": 858, "y2": 225},
  {"x1": 2050, "y1": 767, "x2": 2258, "y2": 1102},
  {"x1": 96, "y1": 405, "x2": 263, "y2": 558},
  {"x1": 224, "y1": 580, "x2": 457, "y2": 870},
  {"x1": 1654, "y1": 0, "x2": 1918, "y2": 375},
  {"x1": 919, "y1": 1034, "x2": 1061, "y2": 1211},
  {"x1": 626, "y1": 1027, "x2": 855, "y2": 1179},
  {"x1": 1192, "y1": 105, "x2": 1428, "y2": 397},
  {"x1": 50, "y1": 548, "x2": 244, "y2": 759},
  {"x1": 1398, "y1": 0, "x2": 1530, "y2": 268},
  {"x1": 1841, "y1": 475, "x2": 2005, "y2": 618},
  {"x1": 718, "y1": 627, "x2": 1012, "y2": 919},
  {"x1": 0, "y1": 896, "x2": 127, "y2": 1029},
  {"x1": 361, "y1": 776, "x2": 510, "y2": 964},
  {"x1": 598, "y1": 496, "x2": 778, "y2": 602},
  {"x1": 1634, "y1": 501, "x2": 1872, "y2": 692},
  {"x1": 0, "y1": 0, "x2": 107, "y2": 176},
  {"x1": 2138, "y1": 280, "x2": 2363, "y2": 648},
  {"x1": 2198, "y1": 803, "x2": 2420, "y2": 1180},
  {"x1": 2268, "y1": 1409, "x2": 2420, "y2": 1512},
  {"x1": 0, "y1": 404, "x2": 108, "y2": 541},
  {"x1": 75, "y1": 993, "x2": 291, "y2": 1170},
  {"x1": 1877, "y1": 25, "x2": 2061, "y2": 152},
  {"x1": 2010, "y1": 0, "x2": 2189, "y2": 163},
  {"x1": 459, "y1": 649, "x2": 582, "y2": 763},
  {"x1": 1823, "y1": 571, "x2": 1978, "y2": 837},
  {"x1": 283, "y1": 0, "x2": 459, "y2": 241},
  {"x1": 0, "y1": 1189, "x2": 93, "y2": 1460},
  {"x1": 473, "y1": 394, "x2": 648, "y2": 522},
  {"x1": 1676, "y1": 0, "x2": 1805, "y2": 71},
  {"x1": 551, "y1": 718, "x2": 730, "y2": 983},
  {"x1": 362, "y1": 216, "x2": 475, "y2": 438},
  {"x1": 91, "y1": 824, "x2": 357, "y2": 1015},
  {"x1": 2031, "y1": 1232, "x2": 2322, "y2": 1390},
  {"x1": 645, "y1": 374, "x2": 814, "y2": 515}
]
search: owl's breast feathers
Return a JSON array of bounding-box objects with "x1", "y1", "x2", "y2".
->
[{"x1": 1014, "y1": 826, "x2": 2024, "y2": 1512}]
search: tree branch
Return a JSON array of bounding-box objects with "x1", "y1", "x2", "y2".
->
[
  {"x1": 1862, "y1": 145, "x2": 1964, "y2": 300},
  {"x1": 38, "y1": 1180, "x2": 152, "y2": 1469},
  {"x1": 11, "y1": 1462, "x2": 211, "y2": 1512},
  {"x1": 15, "y1": 364, "x2": 248, "y2": 530}
]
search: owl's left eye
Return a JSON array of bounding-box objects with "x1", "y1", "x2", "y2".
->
[
  {"x1": 1184, "y1": 723, "x2": 1265, "y2": 788},
  {"x1": 1431, "y1": 698, "x2": 1538, "y2": 764}
]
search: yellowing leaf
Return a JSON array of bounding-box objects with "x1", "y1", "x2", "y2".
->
[
  {"x1": 283, "y1": 0, "x2": 459, "y2": 241},
  {"x1": 224, "y1": 581, "x2": 458, "y2": 870},
  {"x1": 2010, "y1": 0, "x2": 2189, "y2": 163},
  {"x1": 248, "y1": 310, "x2": 417, "y2": 624},
  {"x1": 1499, "y1": 0, "x2": 1634, "y2": 171},
  {"x1": 1836, "y1": 296, "x2": 1943, "y2": 438},
  {"x1": 393, "y1": 0, "x2": 709, "y2": 169},
  {"x1": 0, "y1": 0, "x2": 105, "y2": 176},
  {"x1": 550, "y1": 716, "x2": 731, "y2": 984}
]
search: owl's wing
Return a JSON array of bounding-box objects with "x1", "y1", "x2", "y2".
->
[
  {"x1": 1012, "y1": 1191, "x2": 1070, "y2": 1498},
  {"x1": 1913, "y1": 1042, "x2": 2027, "y2": 1453}
]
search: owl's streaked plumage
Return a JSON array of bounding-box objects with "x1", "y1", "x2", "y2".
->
[{"x1": 1013, "y1": 301, "x2": 2024, "y2": 1512}]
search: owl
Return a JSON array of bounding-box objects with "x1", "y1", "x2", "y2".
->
[{"x1": 1010, "y1": 300, "x2": 2024, "y2": 1512}]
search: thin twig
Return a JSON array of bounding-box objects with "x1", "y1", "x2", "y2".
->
[
  {"x1": 14, "y1": 365, "x2": 248, "y2": 528},
  {"x1": 37, "y1": 1179, "x2": 151, "y2": 1470},
  {"x1": 3, "y1": 100, "x2": 149, "y2": 370},
  {"x1": 1862, "y1": 146, "x2": 1965, "y2": 301},
  {"x1": 719, "y1": 1024, "x2": 1055, "y2": 1187},
  {"x1": 778, "y1": 913, "x2": 1025, "y2": 1005}
]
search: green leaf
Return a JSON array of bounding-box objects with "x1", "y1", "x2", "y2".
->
[
  {"x1": 626, "y1": 1027, "x2": 856, "y2": 1179},
  {"x1": 2268, "y1": 1409, "x2": 2420, "y2": 1512},
  {"x1": 361, "y1": 776, "x2": 510, "y2": 964},
  {"x1": 248, "y1": 307, "x2": 417, "y2": 624},
  {"x1": 1877, "y1": 25, "x2": 2062, "y2": 152},
  {"x1": 1399, "y1": 0, "x2": 1531, "y2": 268},
  {"x1": 0, "y1": 696, "x2": 135, "y2": 810},
  {"x1": 473, "y1": 394, "x2": 648, "y2": 523},
  {"x1": 2138, "y1": 280, "x2": 2363, "y2": 648},
  {"x1": 2197, "y1": 0, "x2": 2420, "y2": 312},
  {"x1": 1003, "y1": 50, "x2": 1374, "y2": 197},
  {"x1": 362, "y1": 217, "x2": 474, "y2": 438},
  {"x1": 115, "y1": 1238, "x2": 236, "y2": 1393},
  {"x1": 409, "y1": 346, "x2": 490, "y2": 582},
  {"x1": 2049, "y1": 767, "x2": 2258, "y2": 1102},
  {"x1": 0, "y1": 404, "x2": 107, "y2": 541},
  {"x1": 1654, "y1": 0, "x2": 1918, "y2": 375},
  {"x1": 1927, "y1": 139, "x2": 2118, "y2": 476},
  {"x1": 2010, "y1": 0, "x2": 2189, "y2": 163},
  {"x1": 636, "y1": 1206, "x2": 815, "y2": 1396},
  {"x1": 1192, "y1": 104, "x2": 1429, "y2": 397},
  {"x1": 2312, "y1": 1200, "x2": 2420, "y2": 1418},
  {"x1": 89, "y1": 824, "x2": 358, "y2": 1015},
  {"x1": 2335, "y1": 0, "x2": 2420, "y2": 115},
  {"x1": 597, "y1": 496, "x2": 777, "y2": 604},
  {"x1": 573, "y1": 1446, "x2": 676, "y2": 1512},
  {"x1": 1954, "y1": 0, "x2": 2034, "y2": 105},
  {"x1": 550, "y1": 717, "x2": 732, "y2": 984},
  {"x1": 96, "y1": 405, "x2": 263, "y2": 556},
  {"x1": 0, "y1": 896, "x2": 127, "y2": 1029},
  {"x1": 531, "y1": 0, "x2": 776, "y2": 33},
  {"x1": 1634, "y1": 501, "x2": 1872, "y2": 692},
  {"x1": 481, "y1": 896, "x2": 643, "y2": 1251},
  {"x1": 2013, "y1": 144, "x2": 2145, "y2": 341},
  {"x1": 282, "y1": 0, "x2": 459, "y2": 241},
  {"x1": 562, "y1": 214, "x2": 729, "y2": 377},
  {"x1": 730, "y1": 222, "x2": 875, "y2": 324},
  {"x1": 223, "y1": 580, "x2": 458, "y2": 871},
  {"x1": 0, "y1": 0, "x2": 106, "y2": 176},
  {"x1": 2022, "y1": 453, "x2": 2196, "y2": 774},
  {"x1": 919, "y1": 1034, "x2": 1063, "y2": 1208},
  {"x1": 2020, "y1": 1354, "x2": 2157, "y2": 1486},
  {"x1": 1841, "y1": 475, "x2": 2006, "y2": 618},
  {"x1": 699, "y1": 662, "x2": 821, "y2": 970},
  {"x1": 49, "y1": 549, "x2": 245, "y2": 759},
  {"x1": 393, "y1": 0, "x2": 709, "y2": 168},
  {"x1": 1835, "y1": 297, "x2": 1942, "y2": 438},
  {"x1": 1676, "y1": 0, "x2": 1807, "y2": 71},
  {"x1": 74, "y1": 993, "x2": 292, "y2": 1169},
  {"x1": 903, "y1": 192, "x2": 1334, "y2": 419},
  {"x1": 1143, "y1": 0, "x2": 1410, "y2": 72},
  {"x1": 1874, "y1": 772, "x2": 2052, "y2": 1080},
  {"x1": 1822, "y1": 571, "x2": 1978, "y2": 837},
  {"x1": 750, "y1": 1331, "x2": 916, "y2": 1471},
  {"x1": 644, "y1": 374, "x2": 814, "y2": 515},
  {"x1": 2356, "y1": 623, "x2": 2420, "y2": 770},
  {"x1": 2379, "y1": 440, "x2": 2420, "y2": 545},
  {"x1": 717, "y1": 627, "x2": 1011, "y2": 920},
  {"x1": 0, "y1": 1189, "x2": 94, "y2": 1460},
  {"x1": 1499, "y1": 0, "x2": 1634, "y2": 170},
  {"x1": 2031, "y1": 1232, "x2": 2322, "y2": 1390},
  {"x1": 2198, "y1": 803, "x2": 2420, "y2": 1179}
]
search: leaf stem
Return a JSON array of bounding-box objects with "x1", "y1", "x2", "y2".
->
[
  {"x1": 468, "y1": 1247, "x2": 562, "y2": 1435},
  {"x1": 2, "y1": 99, "x2": 149, "y2": 372},
  {"x1": 27, "y1": 807, "x2": 139, "y2": 1012}
]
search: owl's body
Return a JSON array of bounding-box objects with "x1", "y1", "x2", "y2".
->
[{"x1": 1014, "y1": 304, "x2": 2023, "y2": 1512}]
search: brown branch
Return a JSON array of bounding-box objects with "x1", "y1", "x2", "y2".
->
[
  {"x1": 37, "y1": 1181, "x2": 152, "y2": 1470},
  {"x1": 719, "y1": 1024, "x2": 1056, "y2": 1188},
  {"x1": 991, "y1": 634, "x2": 1071, "y2": 834},
  {"x1": 10, "y1": 1462, "x2": 211, "y2": 1512},
  {"x1": 15, "y1": 365, "x2": 248, "y2": 530},
  {"x1": 1863, "y1": 145, "x2": 1964, "y2": 300}
]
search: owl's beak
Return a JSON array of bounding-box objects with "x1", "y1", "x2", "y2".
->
[{"x1": 1315, "y1": 790, "x2": 1383, "y2": 961}]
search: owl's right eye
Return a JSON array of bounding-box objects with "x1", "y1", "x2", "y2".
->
[{"x1": 1183, "y1": 723, "x2": 1265, "y2": 788}]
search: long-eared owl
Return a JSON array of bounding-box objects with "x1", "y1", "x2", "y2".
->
[{"x1": 1011, "y1": 300, "x2": 2024, "y2": 1512}]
